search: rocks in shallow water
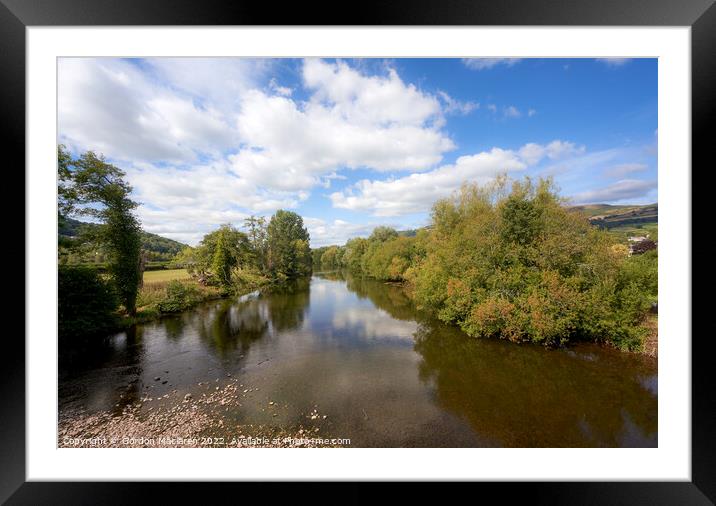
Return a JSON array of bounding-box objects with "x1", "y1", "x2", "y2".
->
[{"x1": 59, "y1": 383, "x2": 345, "y2": 448}]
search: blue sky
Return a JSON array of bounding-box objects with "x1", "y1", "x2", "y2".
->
[{"x1": 58, "y1": 57, "x2": 657, "y2": 246}]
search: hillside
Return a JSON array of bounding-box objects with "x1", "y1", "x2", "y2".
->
[
  {"x1": 570, "y1": 203, "x2": 658, "y2": 229},
  {"x1": 59, "y1": 216, "x2": 188, "y2": 260}
]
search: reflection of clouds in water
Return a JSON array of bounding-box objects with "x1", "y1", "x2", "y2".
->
[
  {"x1": 638, "y1": 374, "x2": 658, "y2": 397},
  {"x1": 617, "y1": 409, "x2": 656, "y2": 447},
  {"x1": 310, "y1": 279, "x2": 352, "y2": 303},
  {"x1": 332, "y1": 306, "x2": 418, "y2": 341}
]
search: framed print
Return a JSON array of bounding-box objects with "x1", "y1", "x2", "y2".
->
[{"x1": 4, "y1": 0, "x2": 714, "y2": 502}]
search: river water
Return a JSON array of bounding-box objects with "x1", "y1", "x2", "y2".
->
[{"x1": 59, "y1": 272, "x2": 657, "y2": 447}]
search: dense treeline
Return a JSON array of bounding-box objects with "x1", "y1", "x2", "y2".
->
[
  {"x1": 312, "y1": 177, "x2": 657, "y2": 351},
  {"x1": 172, "y1": 210, "x2": 312, "y2": 291}
]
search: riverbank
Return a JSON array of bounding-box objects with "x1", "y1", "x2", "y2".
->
[
  {"x1": 58, "y1": 378, "x2": 344, "y2": 448},
  {"x1": 383, "y1": 278, "x2": 658, "y2": 357},
  {"x1": 641, "y1": 314, "x2": 658, "y2": 357},
  {"x1": 114, "y1": 278, "x2": 267, "y2": 331}
]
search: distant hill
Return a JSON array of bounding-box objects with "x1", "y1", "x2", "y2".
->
[
  {"x1": 570, "y1": 203, "x2": 658, "y2": 229},
  {"x1": 59, "y1": 216, "x2": 188, "y2": 259}
]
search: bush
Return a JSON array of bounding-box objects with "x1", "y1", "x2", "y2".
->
[
  {"x1": 157, "y1": 280, "x2": 199, "y2": 313},
  {"x1": 231, "y1": 266, "x2": 268, "y2": 292},
  {"x1": 58, "y1": 265, "x2": 119, "y2": 339},
  {"x1": 409, "y1": 178, "x2": 654, "y2": 350}
]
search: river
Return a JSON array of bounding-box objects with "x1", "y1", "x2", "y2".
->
[{"x1": 59, "y1": 272, "x2": 657, "y2": 447}]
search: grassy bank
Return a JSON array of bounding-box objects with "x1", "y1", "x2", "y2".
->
[
  {"x1": 116, "y1": 269, "x2": 267, "y2": 329},
  {"x1": 143, "y1": 268, "x2": 192, "y2": 284}
]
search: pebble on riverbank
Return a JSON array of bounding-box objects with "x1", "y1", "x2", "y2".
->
[{"x1": 58, "y1": 379, "x2": 341, "y2": 448}]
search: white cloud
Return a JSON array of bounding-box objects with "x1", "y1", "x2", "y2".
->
[
  {"x1": 124, "y1": 160, "x2": 306, "y2": 245},
  {"x1": 528, "y1": 108, "x2": 537, "y2": 117},
  {"x1": 518, "y1": 140, "x2": 586, "y2": 165},
  {"x1": 330, "y1": 140, "x2": 585, "y2": 217},
  {"x1": 227, "y1": 60, "x2": 456, "y2": 192},
  {"x1": 504, "y1": 105, "x2": 522, "y2": 118},
  {"x1": 59, "y1": 57, "x2": 464, "y2": 245},
  {"x1": 603, "y1": 163, "x2": 648, "y2": 178},
  {"x1": 487, "y1": 104, "x2": 497, "y2": 113},
  {"x1": 437, "y1": 91, "x2": 479, "y2": 115},
  {"x1": 58, "y1": 58, "x2": 260, "y2": 164},
  {"x1": 268, "y1": 77, "x2": 293, "y2": 96},
  {"x1": 303, "y1": 59, "x2": 443, "y2": 127},
  {"x1": 303, "y1": 218, "x2": 388, "y2": 247},
  {"x1": 570, "y1": 179, "x2": 657, "y2": 204},
  {"x1": 596, "y1": 58, "x2": 632, "y2": 67},
  {"x1": 462, "y1": 58, "x2": 522, "y2": 70}
]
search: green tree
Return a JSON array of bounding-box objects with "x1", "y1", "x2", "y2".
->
[
  {"x1": 244, "y1": 215, "x2": 268, "y2": 271},
  {"x1": 58, "y1": 266, "x2": 119, "y2": 339},
  {"x1": 58, "y1": 146, "x2": 142, "y2": 315},
  {"x1": 192, "y1": 224, "x2": 252, "y2": 285},
  {"x1": 369, "y1": 226, "x2": 399, "y2": 243},
  {"x1": 266, "y1": 210, "x2": 311, "y2": 279},
  {"x1": 211, "y1": 227, "x2": 233, "y2": 288}
]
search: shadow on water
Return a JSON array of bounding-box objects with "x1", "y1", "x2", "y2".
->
[
  {"x1": 413, "y1": 323, "x2": 657, "y2": 447},
  {"x1": 319, "y1": 270, "x2": 657, "y2": 447}
]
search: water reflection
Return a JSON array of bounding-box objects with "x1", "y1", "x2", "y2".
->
[
  {"x1": 59, "y1": 271, "x2": 657, "y2": 447},
  {"x1": 412, "y1": 322, "x2": 658, "y2": 447}
]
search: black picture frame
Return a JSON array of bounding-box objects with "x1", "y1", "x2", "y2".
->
[{"x1": 3, "y1": 0, "x2": 713, "y2": 503}]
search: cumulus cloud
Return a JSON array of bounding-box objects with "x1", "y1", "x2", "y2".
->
[
  {"x1": 462, "y1": 58, "x2": 522, "y2": 70},
  {"x1": 570, "y1": 179, "x2": 657, "y2": 204},
  {"x1": 303, "y1": 217, "x2": 391, "y2": 247},
  {"x1": 126, "y1": 160, "x2": 304, "y2": 245},
  {"x1": 59, "y1": 57, "x2": 461, "y2": 244},
  {"x1": 228, "y1": 87, "x2": 453, "y2": 192},
  {"x1": 330, "y1": 140, "x2": 582, "y2": 217},
  {"x1": 58, "y1": 58, "x2": 258, "y2": 164}
]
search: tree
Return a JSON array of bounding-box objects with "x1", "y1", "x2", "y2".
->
[
  {"x1": 192, "y1": 224, "x2": 252, "y2": 286},
  {"x1": 244, "y1": 215, "x2": 268, "y2": 271},
  {"x1": 58, "y1": 146, "x2": 142, "y2": 315},
  {"x1": 369, "y1": 226, "x2": 399, "y2": 243},
  {"x1": 211, "y1": 227, "x2": 233, "y2": 288},
  {"x1": 58, "y1": 266, "x2": 119, "y2": 339},
  {"x1": 266, "y1": 210, "x2": 311, "y2": 279}
]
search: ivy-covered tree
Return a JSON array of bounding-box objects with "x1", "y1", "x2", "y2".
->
[
  {"x1": 189, "y1": 224, "x2": 252, "y2": 286},
  {"x1": 58, "y1": 145, "x2": 142, "y2": 315}
]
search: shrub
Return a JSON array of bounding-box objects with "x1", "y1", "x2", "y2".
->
[
  {"x1": 157, "y1": 280, "x2": 198, "y2": 313},
  {"x1": 231, "y1": 266, "x2": 268, "y2": 292},
  {"x1": 58, "y1": 265, "x2": 119, "y2": 339}
]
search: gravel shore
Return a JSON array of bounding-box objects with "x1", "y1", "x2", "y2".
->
[{"x1": 58, "y1": 379, "x2": 344, "y2": 448}]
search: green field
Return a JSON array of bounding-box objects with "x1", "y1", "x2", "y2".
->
[{"x1": 143, "y1": 268, "x2": 191, "y2": 284}]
